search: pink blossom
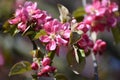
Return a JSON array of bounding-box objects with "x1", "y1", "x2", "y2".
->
[
  {"x1": 31, "y1": 62, "x2": 39, "y2": 70},
  {"x1": 41, "y1": 57, "x2": 51, "y2": 66},
  {"x1": 84, "y1": 0, "x2": 118, "y2": 32},
  {"x1": 93, "y1": 39, "x2": 106, "y2": 54},
  {"x1": 77, "y1": 22, "x2": 91, "y2": 33},
  {"x1": 77, "y1": 34, "x2": 94, "y2": 53},
  {"x1": 9, "y1": 1, "x2": 53, "y2": 32},
  {"x1": 39, "y1": 19, "x2": 70, "y2": 51}
]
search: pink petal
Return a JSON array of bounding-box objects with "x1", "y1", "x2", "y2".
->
[
  {"x1": 56, "y1": 37, "x2": 68, "y2": 46},
  {"x1": 40, "y1": 35, "x2": 50, "y2": 43},
  {"x1": 44, "y1": 21, "x2": 52, "y2": 33},
  {"x1": 46, "y1": 40, "x2": 56, "y2": 51},
  {"x1": 18, "y1": 22, "x2": 27, "y2": 32},
  {"x1": 63, "y1": 30, "x2": 71, "y2": 39},
  {"x1": 8, "y1": 17, "x2": 20, "y2": 24}
]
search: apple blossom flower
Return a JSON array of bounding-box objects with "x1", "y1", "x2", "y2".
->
[
  {"x1": 41, "y1": 57, "x2": 51, "y2": 66},
  {"x1": 31, "y1": 62, "x2": 39, "y2": 70},
  {"x1": 84, "y1": 0, "x2": 119, "y2": 32},
  {"x1": 77, "y1": 34, "x2": 94, "y2": 53},
  {"x1": 9, "y1": 1, "x2": 52, "y2": 32},
  {"x1": 39, "y1": 19, "x2": 71, "y2": 51},
  {"x1": 93, "y1": 39, "x2": 106, "y2": 54}
]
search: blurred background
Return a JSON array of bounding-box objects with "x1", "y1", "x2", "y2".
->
[{"x1": 0, "y1": 0, "x2": 120, "y2": 80}]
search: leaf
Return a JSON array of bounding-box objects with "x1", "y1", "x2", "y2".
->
[
  {"x1": 34, "y1": 29, "x2": 46, "y2": 40},
  {"x1": 111, "y1": 24, "x2": 120, "y2": 44},
  {"x1": 48, "y1": 51, "x2": 56, "y2": 60},
  {"x1": 66, "y1": 46, "x2": 74, "y2": 65},
  {"x1": 69, "y1": 31, "x2": 83, "y2": 45},
  {"x1": 73, "y1": 45, "x2": 85, "y2": 63},
  {"x1": 31, "y1": 49, "x2": 44, "y2": 58},
  {"x1": 58, "y1": 4, "x2": 71, "y2": 23},
  {"x1": 9, "y1": 61, "x2": 31, "y2": 76},
  {"x1": 72, "y1": 7, "x2": 85, "y2": 22},
  {"x1": 67, "y1": 46, "x2": 86, "y2": 74},
  {"x1": 55, "y1": 73, "x2": 68, "y2": 80},
  {"x1": 3, "y1": 21, "x2": 20, "y2": 36}
]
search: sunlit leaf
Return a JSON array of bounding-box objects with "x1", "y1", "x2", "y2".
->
[
  {"x1": 34, "y1": 29, "x2": 46, "y2": 40},
  {"x1": 9, "y1": 61, "x2": 31, "y2": 76},
  {"x1": 3, "y1": 21, "x2": 19, "y2": 36},
  {"x1": 69, "y1": 31, "x2": 83, "y2": 45},
  {"x1": 58, "y1": 4, "x2": 71, "y2": 23},
  {"x1": 31, "y1": 49, "x2": 43, "y2": 58},
  {"x1": 73, "y1": 7, "x2": 85, "y2": 22}
]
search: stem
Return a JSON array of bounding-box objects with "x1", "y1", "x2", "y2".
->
[
  {"x1": 91, "y1": 52, "x2": 99, "y2": 80},
  {"x1": 81, "y1": 0, "x2": 99, "y2": 79}
]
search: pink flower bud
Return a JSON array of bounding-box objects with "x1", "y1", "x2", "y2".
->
[
  {"x1": 93, "y1": 39, "x2": 106, "y2": 54},
  {"x1": 31, "y1": 62, "x2": 39, "y2": 70},
  {"x1": 41, "y1": 57, "x2": 51, "y2": 66},
  {"x1": 77, "y1": 22, "x2": 90, "y2": 33},
  {"x1": 99, "y1": 41, "x2": 106, "y2": 52},
  {"x1": 41, "y1": 65, "x2": 52, "y2": 73}
]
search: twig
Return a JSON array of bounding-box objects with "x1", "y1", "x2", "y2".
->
[{"x1": 91, "y1": 52, "x2": 99, "y2": 80}]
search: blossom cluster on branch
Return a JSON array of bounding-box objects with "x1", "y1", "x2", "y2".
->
[{"x1": 4, "y1": 0, "x2": 120, "y2": 80}]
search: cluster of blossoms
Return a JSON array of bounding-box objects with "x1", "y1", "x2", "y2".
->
[
  {"x1": 7, "y1": 0, "x2": 120, "y2": 78},
  {"x1": 31, "y1": 57, "x2": 56, "y2": 77},
  {"x1": 84, "y1": 0, "x2": 119, "y2": 32},
  {"x1": 40, "y1": 19, "x2": 71, "y2": 53},
  {"x1": 9, "y1": 1, "x2": 52, "y2": 32},
  {"x1": 76, "y1": 22, "x2": 94, "y2": 53}
]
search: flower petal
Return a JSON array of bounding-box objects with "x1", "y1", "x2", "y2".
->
[
  {"x1": 63, "y1": 30, "x2": 71, "y2": 39},
  {"x1": 18, "y1": 22, "x2": 27, "y2": 32},
  {"x1": 46, "y1": 40, "x2": 56, "y2": 51},
  {"x1": 40, "y1": 35, "x2": 50, "y2": 43},
  {"x1": 56, "y1": 37, "x2": 68, "y2": 46},
  {"x1": 8, "y1": 17, "x2": 20, "y2": 24}
]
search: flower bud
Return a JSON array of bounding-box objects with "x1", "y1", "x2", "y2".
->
[
  {"x1": 31, "y1": 62, "x2": 39, "y2": 70},
  {"x1": 93, "y1": 39, "x2": 106, "y2": 54},
  {"x1": 41, "y1": 57, "x2": 51, "y2": 66},
  {"x1": 41, "y1": 65, "x2": 52, "y2": 73},
  {"x1": 77, "y1": 22, "x2": 90, "y2": 33},
  {"x1": 99, "y1": 41, "x2": 106, "y2": 52}
]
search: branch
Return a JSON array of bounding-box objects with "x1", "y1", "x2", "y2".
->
[{"x1": 91, "y1": 52, "x2": 99, "y2": 80}]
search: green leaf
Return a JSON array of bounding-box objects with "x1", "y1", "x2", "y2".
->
[
  {"x1": 34, "y1": 29, "x2": 46, "y2": 40},
  {"x1": 72, "y1": 7, "x2": 85, "y2": 22},
  {"x1": 48, "y1": 51, "x2": 56, "y2": 60},
  {"x1": 55, "y1": 73, "x2": 68, "y2": 80},
  {"x1": 31, "y1": 49, "x2": 44, "y2": 58},
  {"x1": 58, "y1": 4, "x2": 71, "y2": 23},
  {"x1": 111, "y1": 24, "x2": 120, "y2": 44},
  {"x1": 66, "y1": 46, "x2": 74, "y2": 65},
  {"x1": 67, "y1": 46, "x2": 86, "y2": 74},
  {"x1": 73, "y1": 45, "x2": 85, "y2": 63},
  {"x1": 3, "y1": 21, "x2": 20, "y2": 36},
  {"x1": 9, "y1": 61, "x2": 31, "y2": 76},
  {"x1": 69, "y1": 31, "x2": 83, "y2": 45}
]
